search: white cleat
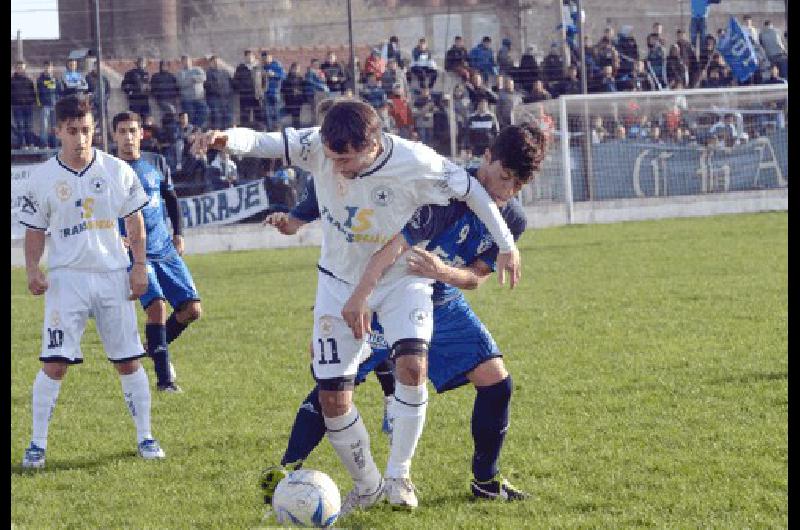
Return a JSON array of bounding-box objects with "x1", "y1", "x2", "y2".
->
[
  {"x1": 385, "y1": 477, "x2": 418, "y2": 510},
  {"x1": 340, "y1": 479, "x2": 385, "y2": 517},
  {"x1": 138, "y1": 438, "x2": 166, "y2": 460}
]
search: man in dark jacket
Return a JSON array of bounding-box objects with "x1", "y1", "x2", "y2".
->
[
  {"x1": 11, "y1": 61, "x2": 37, "y2": 148},
  {"x1": 233, "y1": 49, "x2": 265, "y2": 126},
  {"x1": 121, "y1": 57, "x2": 152, "y2": 119},
  {"x1": 36, "y1": 60, "x2": 59, "y2": 148},
  {"x1": 204, "y1": 55, "x2": 233, "y2": 130},
  {"x1": 320, "y1": 51, "x2": 347, "y2": 94},
  {"x1": 445, "y1": 36, "x2": 472, "y2": 81},
  {"x1": 151, "y1": 60, "x2": 179, "y2": 114}
]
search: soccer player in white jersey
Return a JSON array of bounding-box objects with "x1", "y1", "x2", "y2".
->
[
  {"x1": 193, "y1": 99, "x2": 521, "y2": 512},
  {"x1": 18, "y1": 96, "x2": 166, "y2": 468}
]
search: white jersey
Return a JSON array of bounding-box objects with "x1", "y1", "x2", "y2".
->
[
  {"x1": 18, "y1": 149, "x2": 149, "y2": 273},
  {"x1": 226, "y1": 127, "x2": 473, "y2": 285}
]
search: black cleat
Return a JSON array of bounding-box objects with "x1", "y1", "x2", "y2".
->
[{"x1": 470, "y1": 476, "x2": 530, "y2": 501}]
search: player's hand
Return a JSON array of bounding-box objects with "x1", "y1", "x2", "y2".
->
[
  {"x1": 128, "y1": 264, "x2": 148, "y2": 300},
  {"x1": 342, "y1": 292, "x2": 372, "y2": 340},
  {"x1": 263, "y1": 212, "x2": 291, "y2": 234},
  {"x1": 406, "y1": 246, "x2": 444, "y2": 280},
  {"x1": 173, "y1": 234, "x2": 185, "y2": 256},
  {"x1": 121, "y1": 236, "x2": 130, "y2": 250},
  {"x1": 191, "y1": 130, "x2": 228, "y2": 156},
  {"x1": 496, "y1": 247, "x2": 521, "y2": 289},
  {"x1": 26, "y1": 268, "x2": 48, "y2": 296}
]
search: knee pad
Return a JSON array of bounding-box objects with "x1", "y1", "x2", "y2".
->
[{"x1": 390, "y1": 338, "x2": 429, "y2": 359}]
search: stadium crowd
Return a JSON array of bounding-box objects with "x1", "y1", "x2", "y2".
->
[{"x1": 11, "y1": 14, "x2": 788, "y2": 205}]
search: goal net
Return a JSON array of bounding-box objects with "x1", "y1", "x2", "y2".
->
[{"x1": 512, "y1": 85, "x2": 788, "y2": 225}]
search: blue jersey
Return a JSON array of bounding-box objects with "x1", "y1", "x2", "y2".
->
[
  {"x1": 118, "y1": 152, "x2": 176, "y2": 259},
  {"x1": 290, "y1": 168, "x2": 527, "y2": 306}
]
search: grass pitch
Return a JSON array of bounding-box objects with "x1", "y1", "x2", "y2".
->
[{"x1": 11, "y1": 212, "x2": 787, "y2": 529}]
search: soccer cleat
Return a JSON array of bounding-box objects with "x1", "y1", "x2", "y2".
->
[
  {"x1": 260, "y1": 462, "x2": 302, "y2": 506},
  {"x1": 169, "y1": 362, "x2": 177, "y2": 383},
  {"x1": 138, "y1": 438, "x2": 166, "y2": 460},
  {"x1": 157, "y1": 382, "x2": 183, "y2": 393},
  {"x1": 384, "y1": 477, "x2": 418, "y2": 509},
  {"x1": 381, "y1": 396, "x2": 393, "y2": 435},
  {"x1": 470, "y1": 476, "x2": 530, "y2": 501},
  {"x1": 21, "y1": 443, "x2": 46, "y2": 469},
  {"x1": 340, "y1": 479, "x2": 385, "y2": 517}
]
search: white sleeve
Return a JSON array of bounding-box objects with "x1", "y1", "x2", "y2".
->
[
  {"x1": 119, "y1": 164, "x2": 149, "y2": 217},
  {"x1": 224, "y1": 126, "x2": 320, "y2": 173},
  {"x1": 462, "y1": 175, "x2": 516, "y2": 253},
  {"x1": 17, "y1": 177, "x2": 48, "y2": 230}
]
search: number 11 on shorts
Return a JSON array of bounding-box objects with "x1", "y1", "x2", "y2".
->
[{"x1": 317, "y1": 338, "x2": 340, "y2": 365}]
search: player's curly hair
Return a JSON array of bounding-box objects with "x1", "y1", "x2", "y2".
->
[
  {"x1": 55, "y1": 95, "x2": 93, "y2": 125},
  {"x1": 489, "y1": 123, "x2": 550, "y2": 184},
  {"x1": 319, "y1": 100, "x2": 382, "y2": 154}
]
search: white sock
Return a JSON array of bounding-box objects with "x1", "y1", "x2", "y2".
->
[
  {"x1": 119, "y1": 366, "x2": 152, "y2": 444},
  {"x1": 386, "y1": 382, "x2": 428, "y2": 479},
  {"x1": 324, "y1": 406, "x2": 382, "y2": 494},
  {"x1": 31, "y1": 370, "x2": 62, "y2": 449}
]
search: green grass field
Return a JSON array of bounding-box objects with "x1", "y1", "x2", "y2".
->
[{"x1": 11, "y1": 212, "x2": 787, "y2": 529}]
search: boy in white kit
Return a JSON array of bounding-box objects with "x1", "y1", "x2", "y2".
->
[
  {"x1": 193, "y1": 99, "x2": 521, "y2": 513},
  {"x1": 18, "y1": 96, "x2": 166, "y2": 468}
]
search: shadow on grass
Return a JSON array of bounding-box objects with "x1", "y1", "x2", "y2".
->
[
  {"x1": 10, "y1": 450, "x2": 135, "y2": 475},
  {"x1": 705, "y1": 371, "x2": 787, "y2": 386}
]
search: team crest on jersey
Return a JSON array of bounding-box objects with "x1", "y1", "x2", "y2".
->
[
  {"x1": 371, "y1": 186, "x2": 394, "y2": 207},
  {"x1": 318, "y1": 316, "x2": 335, "y2": 337},
  {"x1": 409, "y1": 308, "x2": 430, "y2": 327},
  {"x1": 90, "y1": 176, "x2": 107, "y2": 194},
  {"x1": 55, "y1": 180, "x2": 72, "y2": 201}
]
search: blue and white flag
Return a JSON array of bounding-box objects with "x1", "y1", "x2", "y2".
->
[{"x1": 718, "y1": 16, "x2": 758, "y2": 82}]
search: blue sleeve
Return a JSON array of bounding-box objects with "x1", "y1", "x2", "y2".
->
[
  {"x1": 289, "y1": 176, "x2": 320, "y2": 222},
  {"x1": 401, "y1": 200, "x2": 467, "y2": 246},
  {"x1": 476, "y1": 199, "x2": 528, "y2": 270}
]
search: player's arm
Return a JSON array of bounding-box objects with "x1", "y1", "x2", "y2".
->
[
  {"x1": 342, "y1": 233, "x2": 411, "y2": 340},
  {"x1": 406, "y1": 247, "x2": 492, "y2": 290},
  {"x1": 24, "y1": 228, "x2": 48, "y2": 296},
  {"x1": 264, "y1": 174, "x2": 319, "y2": 235},
  {"x1": 123, "y1": 210, "x2": 148, "y2": 300},
  {"x1": 438, "y1": 161, "x2": 520, "y2": 289},
  {"x1": 160, "y1": 180, "x2": 185, "y2": 255},
  {"x1": 263, "y1": 212, "x2": 307, "y2": 235},
  {"x1": 192, "y1": 127, "x2": 286, "y2": 160}
]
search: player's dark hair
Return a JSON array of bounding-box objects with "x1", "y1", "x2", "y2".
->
[
  {"x1": 55, "y1": 96, "x2": 93, "y2": 124},
  {"x1": 489, "y1": 123, "x2": 549, "y2": 185},
  {"x1": 112, "y1": 111, "x2": 142, "y2": 132},
  {"x1": 320, "y1": 100, "x2": 382, "y2": 154}
]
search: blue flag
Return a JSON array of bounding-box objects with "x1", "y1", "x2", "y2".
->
[{"x1": 718, "y1": 16, "x2": 758, "y2": 82}]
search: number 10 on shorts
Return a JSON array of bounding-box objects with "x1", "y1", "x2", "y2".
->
[{"x1": 317, "y1": 338, "x2": 340, "y2": 365}]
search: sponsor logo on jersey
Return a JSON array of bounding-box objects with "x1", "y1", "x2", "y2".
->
[
  {"x1": 59, "y1": 219, "x2": 116, "y2": 238},
  {"x1": 409, "y1": 308, "x2": 430, "y2": 327},
  {"x1": 370, "y1": 186, "x2": 394, "y2": 207},
  {"x1": 56, "y1": 180, "x2": 72, "y2": 201},
  {"x1": 91, "y1": 176, "x2": 107, "y2": 194}
]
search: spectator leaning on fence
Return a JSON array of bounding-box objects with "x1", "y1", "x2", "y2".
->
[
  {"x1": 177, "y1": 55, "x2": 208, "y2": 128},
  {"x1": 204, "y1": 55, "x2": 233, "y2": 131},
  {"x1": 59, "y1": 58, "x2": 89, "y2": 98},
  {"x1": 36, "y1": 60, "x2": 59, "y2": 148},
  {"x1": 122, "y1": 57, "x2": 152, "y2": 120},
  {"x1": 11, "y1": 61, "x2": 37, "y2": 148},
  {"x1": 233, "y1": 49, "x2": 266, "y2": 126},
  {"x1": 151, "y1": 60, "x2": 180, "y2": 115}
]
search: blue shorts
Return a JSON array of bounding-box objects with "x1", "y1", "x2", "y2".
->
[
  {"x1": 355, "y1": 296, "x2": 499, "y2": 393},
  {"x1": 139, "y1": 248, "x2": 201, "y2": 310}
]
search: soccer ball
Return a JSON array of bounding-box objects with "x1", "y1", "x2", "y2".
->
[{"x1": 272, "y1": 469, "x2": 341, "y2": 528}]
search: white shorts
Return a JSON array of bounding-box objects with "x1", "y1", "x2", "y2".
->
[
  {"x1": 312, "y1": 270, "x2": 434, "y2": 383},
  {"x1": 39, "y1": 269, "x2": 145, "y2": 364}
]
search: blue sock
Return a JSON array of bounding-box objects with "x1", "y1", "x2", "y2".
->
[
  {"x1": 374, "y1": 359, "x2": 395, "y2": 397},
  {"x1": 471, "y1": 375, "x2": 513, "y2": 482},
  {"x1": 146, "y1": 323, "x2": 172, "y2": 387},
  {"x1": 165, "y1": 312, "x2": 188, "y2": 344},
  {"x1": 281, "y1": 386, "x2": 327, "y2": 467}
]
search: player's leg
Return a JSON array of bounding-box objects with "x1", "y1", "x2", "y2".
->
[
  {"x1": 140, "y1": 263, "x2": 179, "y2": 392},
  {"x1": 161, "y1": 250, "x2": 202, "y2": 346},
  {"x1": 23, "y1": 270, "x2": 89, "y2": 468},
  {"x1": 467, "y1": 358, "x2": 527, "y2": 500},
  {"x1": 376, "y1": 278, "x2": 435, "y2": 509},
  {"x1": 96, "y1": 269, "x2": 164, "y2": 459},
  {"x1": 314, "y1": 273, "x2": 384, "y2": 515}
]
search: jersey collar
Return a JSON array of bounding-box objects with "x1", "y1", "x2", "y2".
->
[
  {"x1": 356, "y1": 133, "x2": 393, "y2": 179},
  {"x1": 56, "y1": 148, "x2": 97, "y2": 177}
]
